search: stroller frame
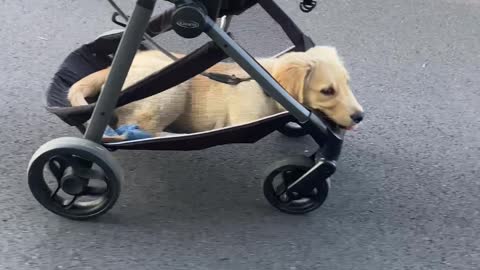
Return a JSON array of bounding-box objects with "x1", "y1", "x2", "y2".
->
[{"x1": 28, "y1": 0, "x2": 345, "y2": 219}]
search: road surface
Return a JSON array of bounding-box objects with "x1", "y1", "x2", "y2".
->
[{"x1": 0, "y1": 0, "x2": 478, "y2": 269}]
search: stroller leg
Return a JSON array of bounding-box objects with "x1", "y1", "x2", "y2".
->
[{"x1": 84, "y1": 0, "x2": 156, "y2": 143}]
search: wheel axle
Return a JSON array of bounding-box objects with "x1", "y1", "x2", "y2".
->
[{"x1": 61, "y1": 170, "x2": 88, "y2": 196}]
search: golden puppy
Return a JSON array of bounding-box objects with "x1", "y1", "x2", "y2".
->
[{"x1": 68, "y1": 46, "x2": 363, "y2": 141}]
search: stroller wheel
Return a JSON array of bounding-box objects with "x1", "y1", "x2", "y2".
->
[
  {"x1": 277, "y1": 122, "x2": 307, "y2": 137},
  {"x1": 263, "y1": 156, "x2": 330, "y2": 214},
  {"x1": 28, "y1": 137, "x2": 122, "y2": 220}
]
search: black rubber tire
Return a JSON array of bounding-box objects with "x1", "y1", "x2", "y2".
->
[
  {"x1": 277, "y1": 122, "x2": 308, "y2": 138},
  {"x1": 263, "y1": 156, "x2": 330, "y2": 214},
  {"x1": 28, "y1": 137, "x2": 122, "y2": 220}
]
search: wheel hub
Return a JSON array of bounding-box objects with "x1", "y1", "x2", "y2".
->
[{"x1": 61, "y1": 173, "x2": 88, "y2": 195}]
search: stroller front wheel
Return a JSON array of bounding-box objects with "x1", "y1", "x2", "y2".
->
[
  {"x1": 277, "y1": 122, "x2": 307, "y2": 137},
  {"x1": 263, "y1": 156, "x2": 330, "y2": 214}
]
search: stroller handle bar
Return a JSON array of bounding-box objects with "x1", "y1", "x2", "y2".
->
[{"x1": 161, "y1": 0, "x2": 317, "y2": 19}]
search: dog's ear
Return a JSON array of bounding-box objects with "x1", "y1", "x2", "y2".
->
[{"x1": 272, "y1": 57, "x2": 313, "y2": 103}]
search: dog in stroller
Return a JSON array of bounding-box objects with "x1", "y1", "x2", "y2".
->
[{"x1": 68, "y1": 46, "x2": 363, "y2": 142}]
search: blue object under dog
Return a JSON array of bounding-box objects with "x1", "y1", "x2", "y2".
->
[{"x1": 104, "y1": 125, "x2": 153, "y2": 141}]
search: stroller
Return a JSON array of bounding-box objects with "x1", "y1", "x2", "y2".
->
[{"x1": 28, "y1": 0, "x2": 346, "y2": 220}]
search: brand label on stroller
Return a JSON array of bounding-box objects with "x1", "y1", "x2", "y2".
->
[{"x1": 176, "y1": 20, "x2": 200, "y2": 29}]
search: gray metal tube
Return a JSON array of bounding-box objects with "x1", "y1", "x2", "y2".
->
[
  {"x1": 219, "y1": 15, "x2": 233, "y2": 31},
  {"x1": 204, "y1": 18, "x2": 310, "y2": 123},
  {"x1": 84, "y1": 0, "x2": 156, "y2": 142}
]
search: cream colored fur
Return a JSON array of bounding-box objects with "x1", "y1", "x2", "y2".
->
[{"x1": 68, "y1": 46, "x2": 363, "y2": 141}]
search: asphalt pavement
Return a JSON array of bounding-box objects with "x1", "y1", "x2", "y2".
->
[{"x1": 0, "y1": 0, "x2": 479, "y2": 269}]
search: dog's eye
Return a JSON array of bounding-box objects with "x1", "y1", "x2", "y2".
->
[{"x1": 320, "y1": 87, "x2": 335, "y2": 96}]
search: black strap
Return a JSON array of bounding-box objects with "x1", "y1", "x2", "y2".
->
[
  {"x1": 117, "y1": 41, "x2": 227, "y2": 107},
  {"x1": 203, "y1": 72, "x2": 253, "y2": 85}
]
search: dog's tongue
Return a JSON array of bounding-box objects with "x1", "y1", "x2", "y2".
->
[{"x1": 344, "y1": 125, "x2": 357, "y2": 131}]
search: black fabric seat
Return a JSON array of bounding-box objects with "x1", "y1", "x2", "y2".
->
[{"x1": 217, "y1": 0, "x2": 259, "y2": 16}]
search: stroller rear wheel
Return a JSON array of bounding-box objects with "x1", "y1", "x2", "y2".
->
[
  {"x1": 277, "y1": 122, "x2": 307, "y2": 137},
  {"x1": 28, "y1": 137, "x2": 123, "y2": 220},
  {"x1": 263, "y1": 156, "x2": 330, "y2": 214}
]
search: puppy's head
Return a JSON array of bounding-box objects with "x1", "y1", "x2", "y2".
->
[{"x1": 272, "y1": 46, "x2": 364, "y2": 129}]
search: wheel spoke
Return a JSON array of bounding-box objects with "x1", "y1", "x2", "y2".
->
[
  {"x1": 48, "y1": 157, "x2": 67, "y2": 182},
  {"x1": 282, "y1": 170, "x2": 304, "y2": 185},
  {"x1": 50, "y1": 185, "x2": 61, "y2": 199},
  {"x1": 63, "y1": 195, "x2": 78, "y2": 209},
  {"x1": 82, "y1": 185, "x2": 108, "y2": 196},
  {"x1": 274, "y1": 181, "x2": 287, "y2": 196},
  {"x1": 306, "y1": 188, "x2": 319, "y2": 198},
  {"x1": 277, "y1": 169, "x2": 307, "y2": 200},
  {"x1": 74, "y1": 167, "x2": 106, "y2": 181}
]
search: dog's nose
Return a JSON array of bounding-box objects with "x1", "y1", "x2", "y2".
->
[{"x1": 350, "y1": 111, "x2": 364, "y2": 124}]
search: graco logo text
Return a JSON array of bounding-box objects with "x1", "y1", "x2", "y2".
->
[{"x1": 176, "y1": 20, "x2": 200, "y2": 29}]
